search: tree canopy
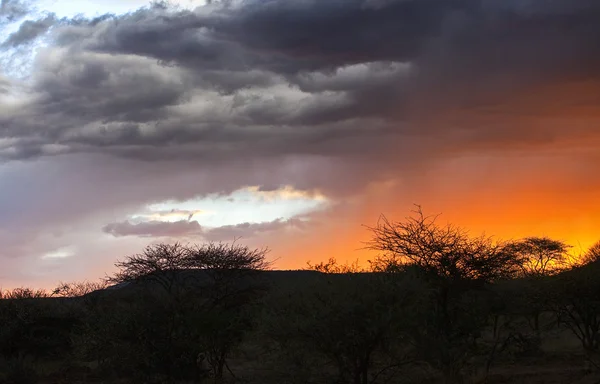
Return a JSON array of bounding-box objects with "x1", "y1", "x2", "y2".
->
[{"x1": 365, "y1": 206, "x2": 519, "y2": 283}]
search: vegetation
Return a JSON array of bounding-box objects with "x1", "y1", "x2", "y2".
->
[{"x1": 2, "y1": 211, "x2": 600, "y2": 383}]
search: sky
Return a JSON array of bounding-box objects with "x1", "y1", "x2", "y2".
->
[{"x1": 1, "y1": 0, "x2": 600, "y2": 289}]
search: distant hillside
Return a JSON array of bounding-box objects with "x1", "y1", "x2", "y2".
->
[{"x1": 84, "y1": 269, "x2": 324, "y2": 299}]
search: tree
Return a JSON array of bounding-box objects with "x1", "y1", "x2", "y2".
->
[
  {"x1": 365, "y1": 206, "x2": 518, "y2": 383},
  {"x1": 580, "y1": 241, "x2": 600, "y2": 266},
  {"x1": 0, "y1": 288, "x2": 48, "y2": 299},
  {"x1": 0, "y1": 288, "x2": 78, "y2": 366},
  {"x1": 52, "y1": 280, "x2": 108, "y2": 297},
  {"x1": 306, "y1": 257, "x2": 365, "y2": 273},
  {"x1": 104, "y1": 241, "x2": 270, "y2": 381},
  {"x1": 185, "y1": 242, "x2": 271, "y2": 380},
  {"x1": 108, "y1": 241, "x2": 270, "y2": 297},
  {"x1": 365, "y1": 207, "x2": 519, "y2": 282},
  {"x1": 550, "y1": 262, "x2": 600, "y2": 371},
  {"x1": 499, "y1": 237, "x2": 571, "y2": 351},
  {"x1": 490, "y1": 275, "x2": 553, "y2": 361},
  {"x1": 264, "y1": 267, "x2": 419, "y2": 384},
  {"x1": 108, "y1": 242, "x2": 191, "y2": 296},
  {"x1": 186, "y1": 241, "x2": 270, "y2": 272},
  {"x1": 504, "y1": 237, "x2": 571, "y2": 277}
]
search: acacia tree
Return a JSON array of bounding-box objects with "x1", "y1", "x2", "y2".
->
[
  {"x1": 580, "y1": 241, "x2": 600, "y2": 265},
  {"x1": 365, "y1": 207, "x2": 519, "y2": 282},
  {"x1": 265, "y1": 266, "x2": 418, "y2": 384},
  {"x1": 500, "y1": 237, "x2": 571, "y2": 349},
  {"x1": 187, "y1": 241, "x2": 270, "y2": 272},
  {"x1": 186, "y1": 242, "x2": 270, "y2": 379},
  {"x1": 365, "y1": 206, "x2": 518, "y2": 384},
  {"x1": 186, "y1": 242, "x2": 271, "y2": 306},
  {"x1": 504, "y1": 237, "x2": 571, "y2": 277},
  {"x1": 52, "y1": 280, "x2": 109, "y2": 297},
  {"x1": 108, "y1": 242, "x2": 191, "y2": 296},
  {"x1": 550, "y1": 261, "x2": 600, "y2": 371},
  {"x1": 105, "y1": 241, "x2": 270, "y2": 381},
  {"x1": 109, "y1": 242, "x2": 270, "y2": 296}
]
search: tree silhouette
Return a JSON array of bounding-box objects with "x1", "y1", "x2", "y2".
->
[
  {"x1": 365, "y1": 206, "x2": 519, "y2": 383},
  {"x1": 104, "y1": 241, "x2": 270, "y2": 381},
  {"x1": 365, "y1": 206, "x2": 518, "y2": 282},
  {"x1": 580, "y1": 241, "x2": 600, "y2": 265},
  {"x1": 52, "y1": 280, "x2": 108, "y2": 297},
  {"x1": 0, "y1": 288, "x2": 48, "y2": 299},
  {"x1": 505, "y1": 237, "x2": 571, "y2": 277},
  {"x1": 266, "y1": 267, "x2": 418, "y2": 384},
  {"x1": 497, "y1": 237, "x2": 571, "y2": 353},
  {"x1": 108, "y1": 242, "x2": 191, "y2": 295},
  {"x1": 108, "y1": 241, "x2": 270, "y2": 295},
  {"x1": 551, "y1": 262, "x2": 600, "y2": 371}
]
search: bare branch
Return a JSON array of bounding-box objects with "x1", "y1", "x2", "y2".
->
[
  {"x1": 504, "y1": 237, "x2": 571, "y2": 277},
  {"x1": 106, "y1": 241, "x2": 271, "y2": 295},
  {"x1": 364, "y1": 206, "x2": 519, "y2": 282}
]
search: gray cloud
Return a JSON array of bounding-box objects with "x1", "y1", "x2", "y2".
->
[
  {"x1": 0, "y1": 0, "x2": 29, "y2": 23},
  {"x1": 203, "y1": 218, "x2": 308, "y2": 242},
  {"x1": 102, "y1": 216, "x2": 307, "y2": 241},
  {"x1": 0, "y1": 0, "x2": 598, "y2": 175},
  {"x1": 103, "y1": 219, "x2": 202, "y2": 238},
  {"x1": 0, "y1": 0, "x2": 596, "y2": 193},
  {"x1": 0, "y1": 0, "x2": 596, "y2": 161},
  {"x1": 59, "y1": 0, "x2": 600, "y2": 81},
  {"x1": 1, "y1": 13, "x2": 56, "y2": 47},
  {"x1": 0, "y1": 73, "x2": 10, "y2": 93}
]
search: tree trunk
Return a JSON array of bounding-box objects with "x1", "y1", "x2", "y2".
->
[{"x1": 214, "y1": 350, "x2": 226, "y2": 381}]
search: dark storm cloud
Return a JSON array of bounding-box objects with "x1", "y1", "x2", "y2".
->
[
  {"x1": 2, "y1": 0, "x2": 600, "y2": 163},
  {"x1": 58, "y1": 0, "x2": 600, "y2": 78},
  {"x1": 34, "y1": 54, "x2": 184, "y2": 123},
  {"x1": 1, "y1": 13, "x2": 56, "y2": 47}
]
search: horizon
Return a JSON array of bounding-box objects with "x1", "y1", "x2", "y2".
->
[{"x1": 1, "y1": 0, "x2": 600, "y2": 290}]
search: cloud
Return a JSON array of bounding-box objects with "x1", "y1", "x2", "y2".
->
[
  {"x1": 135, "y1": 209, "x2": 205, "y2": 222},
  {"x1": 202, "y1": 218, "x2": 308, "y2": 242},
  {"x1": 102, "y1": 216, "x2": 307, "y2": 241},
  {"x1": 0, "y1": 74, "x2": 10, "y2": 93},
  {"x1": 0, "y1": 0, "x2": 596, "y2": 162},
  {"x1": 103, "y1": 219, "x2": 202, "y2": 238},
  {"x1": 1, "y1": 0, "x2": 600, "y2": 287},
  {"x1": 0, "y1": 0, "x2": 30, "y2": 23},
  {"x1": 1, "y1": 0, "x2": 599, "y2": 193},
  {"x1": 1, "y1": 13, "x2": 56, "y2": 47}
]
